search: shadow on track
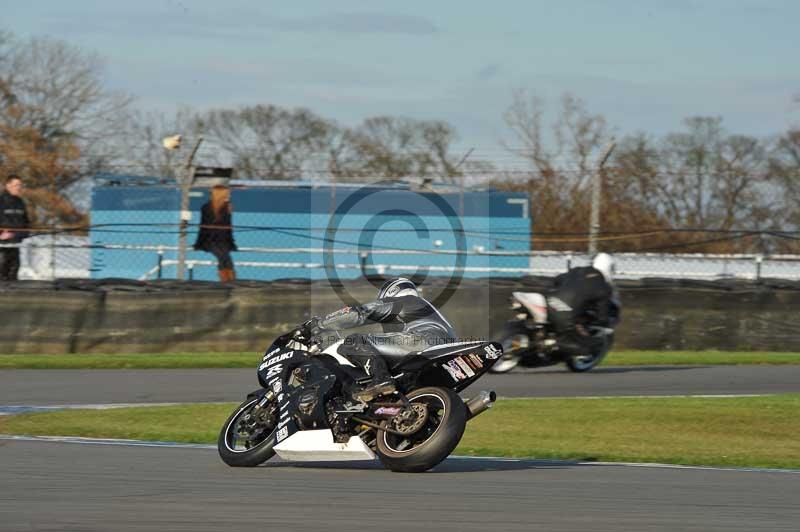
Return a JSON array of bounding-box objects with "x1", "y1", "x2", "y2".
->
[
  {"x1": 588, "y1": 365, "x2": 708, "y2": 374},
  {"x1": 511, "y1": 365, "x2": 705, "y2": 375},
  {"x1": 261, "y1": 456, "x2": 572, "y2": 474}
]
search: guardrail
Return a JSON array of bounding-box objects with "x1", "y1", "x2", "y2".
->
[{"x1": 8, "y1": 238, "x2": 800, "y2": 281}]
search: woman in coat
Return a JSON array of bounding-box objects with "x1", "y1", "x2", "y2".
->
[{"x1": 193, "y1": 185, "x2": 237, "y2": 282}]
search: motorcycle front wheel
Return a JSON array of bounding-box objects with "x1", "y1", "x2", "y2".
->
[
  {"x1": 489, "y1": 327, "x2": 530, "y2": 373},
  {"x1": 376, "y1": 387, "x2": 467, "y2": 473},
  {"x1": 218, "y1": 395, "x2": 279, "y2": 467}
]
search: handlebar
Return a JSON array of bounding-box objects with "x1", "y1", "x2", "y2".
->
[{"x1": 289, "y1": 326, "x2": 323, "y2": 353}]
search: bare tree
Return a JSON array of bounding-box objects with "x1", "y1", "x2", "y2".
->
[
  {"x1": 500, "y1": 91, "x2": 626, "y2": 250},
  {"x1": 119, "y1": 107, "x2": 205, "y2": 179},
  {"x1": 503, "y1": 91, "x2": 610, "y2": 182},
  {"x1": 500, "y1": 93, "x2": 777, "y2": 253},
  {"x1": 617, "y1": 118, "x2": 769, "y2": 229},
  {"x1": 766, "y1": 129, "x2": 800, "y2": 251},
  {"x1": 342, "y1": 116, "x2": 461, "y2": 181},
  {"x1": 122, "y1": 106, "x2": 462, "y2": 184},
  {"x1": 0, "y1": 32, "x2": 130, "y2": 224},
  {"x1": 770, "y1": 129, "x2": 800, "y2": 189},
  {"x1": 554, "y1": 93, "x2": 610, "y2": 185},
  {"x1": 501, "y1": 90, "x2": 555, "y2": 175},
  {"x1": 196, "y1": 104, "x2": 334, "y2": 180},
  {"x1": 613, "y1": 118, "x2": 773, "y2": 252}
]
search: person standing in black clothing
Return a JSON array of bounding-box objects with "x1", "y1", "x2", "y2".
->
[
  {"x1": 193, "y1": 184, "x2": 237, "y2": 282},
  {"x1": 0, "y1": 175, "x2": 31, "y2": 281}
]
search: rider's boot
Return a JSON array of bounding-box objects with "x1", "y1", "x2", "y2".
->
[{"x1": 352, "y1": 354, "x2": 396, "y2": 402}]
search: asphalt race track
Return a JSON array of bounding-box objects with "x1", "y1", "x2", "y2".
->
[
  {"x1": 2, "y1": 368, "x2": 799, "y2": 531},
  {"x1": 1, "y1": 365, "x2": 800, "y2": 406},
  {"x1": 1, "y1": 439, "x2": 797, "y2": 532}
]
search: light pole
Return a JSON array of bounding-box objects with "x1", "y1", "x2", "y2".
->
[
  {"x1": 588, "y1": 139, "x2": 616, "y2": 257},
  {"x1": 163, "y1": 134, "x2": 203, "y2": 280}
]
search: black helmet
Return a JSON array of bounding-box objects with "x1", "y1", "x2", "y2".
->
[{"x1": 378, "y1": 277, "x2": 419, "y2": 299}]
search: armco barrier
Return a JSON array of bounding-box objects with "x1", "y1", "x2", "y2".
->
[{"x1": 0, "y1": 277, "x2": 798, "y2": 354}]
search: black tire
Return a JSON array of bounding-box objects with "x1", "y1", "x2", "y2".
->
[
  {"x1": 489, "y1": 325, "x2": 530, "y2": 374},
  {"x1": 565, "y1": 333, "x2": 613, "y2": 373},
  {"x1": 217, "y1": 397, "x2": 278, "y2": 467},
  {"x1": 376, "y1": 387, "x2": 467, "y2": 473}
]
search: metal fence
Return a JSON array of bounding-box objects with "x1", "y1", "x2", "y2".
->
[
  {"x1": 10, "y1": 176, "x2": 800, "y2": 283},
  {"x1": 524, "y1": 252, "x2": 798, "y2": 280},
  {"x1": 86, "y1": 178, "x2": 532, "y2": 282},
  {"x1": 14, "y1": 236, "x2": 90, "y2": 280},
  {"x1": 14, "y1": 236, "x2": 800, "y2": 282}
]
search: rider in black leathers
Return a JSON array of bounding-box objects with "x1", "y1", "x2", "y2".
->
[
  {"x1": 0, "y1": 175, "x2": 31, "y2": 281},
  {"x1": 547, "y1": 253, "x2": 617, "y2": 357},
  {"x1": 303, "y1": 277, "x2": 456, "y2": 402}
]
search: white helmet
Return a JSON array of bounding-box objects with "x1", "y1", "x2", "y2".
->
[{"x1": 592, "y1": 253, "x2": 615, "y2": 282}]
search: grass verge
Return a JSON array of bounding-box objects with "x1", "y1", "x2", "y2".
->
[
  {"x1": 2, "y1": 350, "x2": 800, "y2": 369},
  {"x1": 2, "y1": 395, "x2": 798, "y2": 469}
]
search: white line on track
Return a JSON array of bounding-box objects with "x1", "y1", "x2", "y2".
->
[
  {"x1": 499, "y1": 394, "x2": 776, "y2": 400},
  {"x1": 0, "y1": 394, "x2": 777, "y2": 416},
  {"x1": 0, "y1": 402, "x2": 220, "y2": 415},
  {"x1": 2, "y1": 434, "x2": 798, "y2": 475},
  {"x1": 0, "y1": 434, "x2": 215, "y2": 449}
]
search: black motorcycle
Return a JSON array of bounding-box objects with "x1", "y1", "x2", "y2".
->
[
  {"x1": 218, "y1": 326, "x2": 502, "y2": 473},
  {"x1": 490, "y1": 291, "x2": 620, "y2": 374}
]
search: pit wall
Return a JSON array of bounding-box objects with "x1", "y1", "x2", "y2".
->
[{"x1": 0, "y1": 277, "x2": 796, "y2": 353}]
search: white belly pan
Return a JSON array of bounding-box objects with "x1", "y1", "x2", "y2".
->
[{"x1": 273, "y1": 429, "x2": 376, "y2": 461}]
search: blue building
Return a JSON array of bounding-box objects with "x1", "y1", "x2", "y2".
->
[{"x1": 90, "y1": 176, "x2": 531, "y2": 281}]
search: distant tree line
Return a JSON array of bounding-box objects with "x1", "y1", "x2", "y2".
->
[
  {"x1": 496, "y1": 91, "x2": 800, "y2": 253},
  {"x1": 1, "y1": 31, "x2": 800, "y2": 253},
  {"x1": 126, "y1": 106, "x2": 467, "y2": 182}
]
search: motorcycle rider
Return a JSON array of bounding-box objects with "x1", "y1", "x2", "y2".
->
[
  {"x1": 302, "y1": 277, "x2": 456, "y2": 402},
  {"x1": 547, "y1": 253, "x2": 617, "y2": 357}
]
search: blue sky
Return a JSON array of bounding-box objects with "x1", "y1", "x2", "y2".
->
[{"x1": 4, "y1": 0, "x2": 799, "y2": 158}]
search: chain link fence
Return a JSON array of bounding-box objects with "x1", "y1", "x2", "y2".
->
[
  {"x1": 11, "y1": 176, "x2": 800, "y2": 282},
  {"x1": 15, "y1": 238, "x2": 800, "y2": 283}
]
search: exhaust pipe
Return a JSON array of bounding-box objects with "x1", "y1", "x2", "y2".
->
[{"x1": 465, "y1": 390, "x2": 497, "y2": 420}]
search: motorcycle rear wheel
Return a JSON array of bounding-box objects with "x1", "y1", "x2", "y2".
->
[
  {"x1": 218, "y1": 396, "x2": 279, "y2": 467},
  {"x1": 376, "y1": 387, "x2": 467, "y2": 473},
  {"x1": 565, "y1": 333, "x2": 614, "y2": 372}
]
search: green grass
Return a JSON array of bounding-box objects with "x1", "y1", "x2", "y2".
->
[
  {"x1": 2, "y1": 395, "x2": 799, "y2": 469},
  {"x1": 0, "y1": 403, "x2": 234, "y2": 444},
  {"x1": 2, "y1": 350, "x2": 800, "y2": 369},
  {"x1": 458, "y1": 395, "x2": 800, "y2": 469}
]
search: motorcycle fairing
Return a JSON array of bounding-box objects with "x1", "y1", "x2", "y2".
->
[
  {"x1": 273, "y1": 429, "x2": 375, "y2": 461},
  {"x1": 395, "y1": 341, "x2": 503, "y2": 392},
  {"x1": 257, "y1": 340, "x2": 339, "y2": 447},
  {"x1": 512, "y1": 291, "x2": 548, "y2": 323},
  {"x1": 320, "y1": 340, "x2": 356, "y2": 367}
]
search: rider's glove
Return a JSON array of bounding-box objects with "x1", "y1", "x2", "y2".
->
[{"x1": 300, "y1": 316, "x2": 322, "y2": 339}]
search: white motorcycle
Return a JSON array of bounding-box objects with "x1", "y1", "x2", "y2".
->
[{"x1": 490, "y1": 291, "x2": 619, "y2": 374}]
